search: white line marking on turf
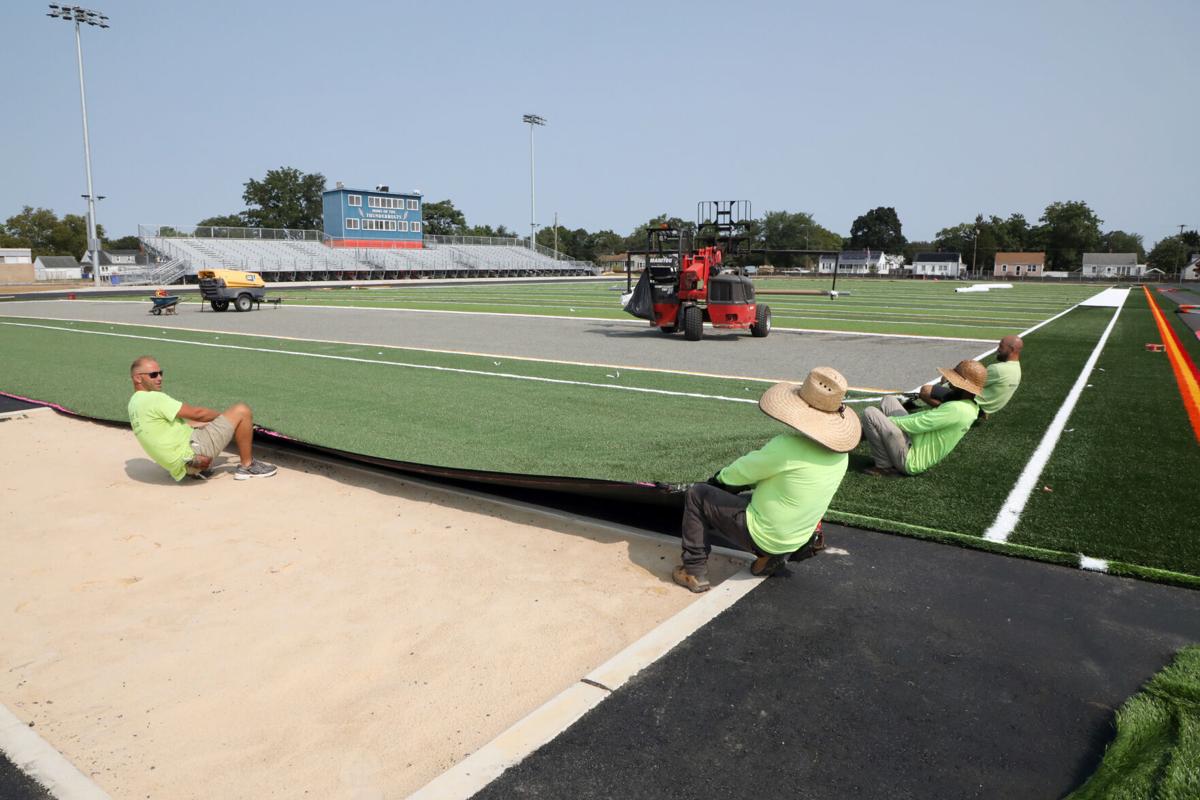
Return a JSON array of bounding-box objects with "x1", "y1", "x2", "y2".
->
[
  {"x1": 0, "y1": 315, "x2": 901, "y2": 394},
  {"x1": 0, "y1": 702, "x2": 112, "y2": 799},
  {"x1": 0, "y1": 321, "x2": 765, "y2": 405},
  {"x1": 982, "y1": 290, "x2": 1129, "y2": 542},
  {"x1": 1079, "y1": 555, "x2": 1110, "y2": 572},
  {"x1": 407, "y1": 571, "x2": 762, "y2": 800}
]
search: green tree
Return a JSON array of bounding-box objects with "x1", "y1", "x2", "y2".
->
[
  {"x1": 1098, "y1": 230, "x2": 1145, "y2": 261},
  {"x1": 197, "y1": 214, "x2": 247, "y2": 229},
  {"x1": 421, "y1": 199, "x2": 467, "y2": 235},
  {"x1": 903, "y1": 240, "x2": 935, "y2": 264},
  {"x1": 104, "y1": 235, "x2": 142, "y2": 251},
  {"x1": 849, "y1": 207, "x2": 906, "y2": 252},
  {"x1": 1147, "y1": 234, "x2": 1197, "y2": 275},
  {"x1": 1, "y1": 206, "x2": 60, "y2": 253},
  {"x1": 241, "y1": 166, "x2": 326, "y2": 230},
  {"x1": 1038, "y1": 201, "x2": 1103, "y2": 271},
  {"x1": 623, "y1": 215, "x2": 696, "y2": 252},
  {"x1": 759, "y1": 210, "x2": 842, "y2": 269},
  {"x1": 50, "y1": 213, "x2": 104, "y2": 259}
]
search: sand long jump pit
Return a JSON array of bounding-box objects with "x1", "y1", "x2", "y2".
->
[{"x1": 0, "y1": 409, "x2": 746, "y2": 798}]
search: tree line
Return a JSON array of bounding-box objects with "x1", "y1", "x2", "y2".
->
[{"x1": 4, "y1": 164, "x2": 1197, "y2": 273}]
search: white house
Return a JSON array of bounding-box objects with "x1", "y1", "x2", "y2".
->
[
  {"x1": 817, "y1": 250, "x2": 904, "y2": 275},
  {"x1": 34, "y1": 255, "x2": 83, "y2": 280},
  {"x1": 912, "y1": 252, "x2": 964, "y2": 278},
  {"x1": 1183, "y1": 254, "x2": 1200, "y2": 281},
  {"x1": 0, "y1": 247, "x2": 33, "y2": 264},
  {"x1": 1081, "y1": 253, "x2": 1143, "y2": 278}
]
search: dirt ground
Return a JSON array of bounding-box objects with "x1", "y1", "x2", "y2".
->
[{"x1": 0, "y1": 409, "x2": 740, "y2": 798}]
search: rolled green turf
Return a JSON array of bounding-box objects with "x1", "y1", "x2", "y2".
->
[
  {"x1": 1065, "y1": 645, "x2": 1200, "y2": 800},
  {"x1": 1013, "y1": 290, "x2": 1200, "y2": 576}
]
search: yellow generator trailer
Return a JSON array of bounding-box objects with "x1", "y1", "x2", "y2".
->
[{"x1": 197, "y1": 269, "x2": 268, "y2": 312}]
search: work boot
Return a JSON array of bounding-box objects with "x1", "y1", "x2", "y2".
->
[
  {"x1": 751, "y1": 554, "x2": 789, "y2": 577},
  {"x1": 672, "y1": 566, "x2": 710, "y2": 593}
]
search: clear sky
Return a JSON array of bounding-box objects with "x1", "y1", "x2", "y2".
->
[{"x1": 1, "y1": 0, "x2": 1196, "y2": 247}]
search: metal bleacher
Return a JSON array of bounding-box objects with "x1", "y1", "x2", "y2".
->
[{"x1": 138, "y1": 226, "x2": 598, "y2": 283}]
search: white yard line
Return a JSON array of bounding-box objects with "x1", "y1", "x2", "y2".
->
[
  {"x1": 982, "y1": 290, "x2": 1129, "y2": 542},
  {"x1": 0, "y1": 321, "x2": 763, "y2": 405},
  {"x1": 0, "y1": 702, "x2": 111, "y2": 799}
]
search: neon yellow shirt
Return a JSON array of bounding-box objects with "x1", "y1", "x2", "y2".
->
[
  {"x1": 978, "y1": 360, "x2": 1021, "y2": 414},
  {"x1": 718, "y1": 434, "x2": 848, "y2": 555},
  {"x1": 128, "y1": 391, "x2": 193, "y2": 481},
  {"x1": 893, "y1": 400, "x2": 979, "y2": 474}
]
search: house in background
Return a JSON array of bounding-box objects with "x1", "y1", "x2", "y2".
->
[
  {"x1": 993, "y1": 252, "x2": 1045, "y2": 278},
  {"x1": 1183, "y1": 254, "x2": 1200, "y2": 281},
  {"x1": 912, "y1": 252, "x2": 964, "y2": 278},
  {"x1": 818, "y1": 251, "x2": 905, "y2": 275},
  {"x1": 1, "y1": 247, "x2": 33, "y2": 264},
  {"x1": 34, "y1": 255, "x2": 83, "y2": 280},
  {"x1": 0, "y1": 247, "x2": 36, "y2": 284},
  {"x1": 1081, "y1": 253, "x2": 1143, "y2": 278}
]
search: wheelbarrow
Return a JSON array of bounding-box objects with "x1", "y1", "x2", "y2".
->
[{"x1": 149, "y1": 295, "x2": 180, "y2": 315}]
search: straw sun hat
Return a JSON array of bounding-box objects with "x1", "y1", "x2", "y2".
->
[
  {"x1": 937, "y1": 359, "x2": 988, "y2": 396},
  {"x1": 759, "y1": 367, "x2": 861, "y2": 452}
]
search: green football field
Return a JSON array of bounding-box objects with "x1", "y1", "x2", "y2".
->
[
  {"x1": 4, "y1": 279, "x2": 1199, "y2": 586},
  {"x1": 93, "y1": 277, "x2": 1104, "y2": 341}
]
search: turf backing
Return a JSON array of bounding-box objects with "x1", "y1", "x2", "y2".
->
[
  {"x1": 1014, "y1": 291, "x2": 1200, "y2": 575},
  {"x1": 1065, "y1": 645, "x2": 1200, "y2": 800}
]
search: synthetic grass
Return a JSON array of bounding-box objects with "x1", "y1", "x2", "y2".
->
[
  {"x1": 114, "y1": 278, "x2": 1103, "y2": 340},
  {"x1": 1014, "y1": 291, "x2": 1200, "y2": 576},
  {"x1": 830, "y1": 307, "x2": 1116, "y2": 536},
  {"x1": 1065, "y1": 645, "x2": 1200, "y2": 800}
]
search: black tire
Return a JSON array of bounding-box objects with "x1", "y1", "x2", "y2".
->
[
  {"x1": 751, "y1": 304, "x2": 771, "y2": 337},
  {"x1": 150, "y1": 307, "x2": 161, "y2": 316},
  {"x1": 234, "y1": 293, "x2": 253, "y2": 312},
  {"x1": 683, "y1": 305, "x2": 703, "y2": 341},
  {"x1": 211, "y1": 300, "x2": 229, "y2": 312}
]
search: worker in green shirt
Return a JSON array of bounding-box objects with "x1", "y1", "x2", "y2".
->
[
  {"x1": 673, "y1": 367, "x2": 861, "y2": 593},
  {"x1": 912, "y1": 335, "x2": 1022, "y2": 419},
  {"x1": 128, "y1": 355, "x2": 277, "y2": 482},
  {"x1": 863, "y1": 359, "x2": 987, "y2": 477}
]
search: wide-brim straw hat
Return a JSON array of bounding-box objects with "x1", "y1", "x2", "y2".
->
[
  {"x1": 759, "y1": 366, "x2": 861, "y2": 453},
  {"x1": 937, "y1": 359, "x2": 988, "y2": 396}
]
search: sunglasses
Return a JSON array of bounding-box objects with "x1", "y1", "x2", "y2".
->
[{"x1": 138, "y1": 370, "x2": 164, "y2": 379}]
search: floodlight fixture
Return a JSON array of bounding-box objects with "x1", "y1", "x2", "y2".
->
[
  {"x1": 48, "y1": 3, "x2": 109, "y2": 284},
  {"x1": 523, "y1": 114, "x2": 548, "y2": 249}
]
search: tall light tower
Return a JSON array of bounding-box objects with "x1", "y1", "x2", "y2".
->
[
  {"x1": 47, "y1": 4, "x2": 108, "y2": 285},
  {"x1": 522, "y1": 114, "x2": 546, "y2": 251}
]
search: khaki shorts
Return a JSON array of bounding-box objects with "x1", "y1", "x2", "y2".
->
[{"x1": 189, "y1": 414, "x2": 236, "y2": 463}]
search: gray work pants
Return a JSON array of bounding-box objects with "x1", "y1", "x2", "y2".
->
[
  {"x1": 680, "y1": 482, "x2": 765, "y2": 577},
  {"x1": 862, "y1": 395, "x2": 912, "y2": 472}
]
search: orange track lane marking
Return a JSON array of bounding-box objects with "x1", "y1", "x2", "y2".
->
[{"x1": 1144, "y1": 286, "x2": 1200, "y2": 443}]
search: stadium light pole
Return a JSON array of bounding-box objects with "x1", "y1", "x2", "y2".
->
[
  {"x1": 523, "y1": 114, "x2": 546, "y2": 251},
  {"x1": 47, "y1": 4, "x2": 109, "y2": 286}
]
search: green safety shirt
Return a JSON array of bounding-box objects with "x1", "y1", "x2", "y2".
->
[
  {"x1": 128, "y1": 390, "x2": 193, "y2": 482},
  {"x1": 717, "y1": 433, "x2": 848, "y2": 555},
  {"x1": 977, "y1": 360, "x2": 1021, "y2": 415},
  {"x1": 892, "y1": 400, "x2": 979, "y2": 475}
]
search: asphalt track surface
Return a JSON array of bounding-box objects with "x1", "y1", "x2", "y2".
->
[
  {"x1": 473, "y1": 523, "x2": 1200, "y2": 800},
  {"x1": 0, "y1": 299, "x2": 984, "y2": 390}
]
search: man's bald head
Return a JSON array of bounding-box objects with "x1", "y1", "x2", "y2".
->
[
  {"x1": 130, "y1": 355, "x2": 156, "y2": 376},
  {"x1": 997, "y1": 336, "x2": 1023, "y2": 362}
]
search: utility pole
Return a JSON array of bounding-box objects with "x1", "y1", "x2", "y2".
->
[
  {"x1": 47, "y1": 4, "x2": 109, "y2": 285},
  {"x1": 522, "y1": 114, "x2": 546, "y2": 251},
  {"x1": 553, "y1": 211, "x2": 558, "y2": 257},
  {"x1": 1177, "y1": 224, "x2": 1188, "y2": 280}
]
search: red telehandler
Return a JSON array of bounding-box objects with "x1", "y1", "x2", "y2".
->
[{"x1": 622, "y1": 201, "x2": 771, "y2": 341}]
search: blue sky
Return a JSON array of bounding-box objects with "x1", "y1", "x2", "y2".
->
[{"x1": 1, "y1": 0, "x2": 1196, "y2": 246}]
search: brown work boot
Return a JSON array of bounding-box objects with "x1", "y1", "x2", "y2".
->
[
  {"x1": 751, "y1": 554, "x2": 789, "y2": 577},
  {"x1": 672, "y1": 566, "x2": 710, "y2": 593}
]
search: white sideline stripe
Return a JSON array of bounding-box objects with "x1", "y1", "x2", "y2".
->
[
  {"x1": 982, "y1": 290, "x2": 1129, "y2": 542},
  {"x1": 6, "y1": 299, "x2": 992, "y2": 343},
  {"x1": 407, "y1": 570, "x2": 763, "y2": 800},
  {"x1": 0, "y1": 702, "x2": 111, "y2": 799},
  {"x1": 0, "y1": 321, "x2": 762, "y2": 405},
  {"x1": 1079, "y1": 555, "x2": 1110, "y2": 573}
]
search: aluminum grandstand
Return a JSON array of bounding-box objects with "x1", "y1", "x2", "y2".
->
[{"x1": 137, "y1": 226, "x2": 597, "y2": 282}]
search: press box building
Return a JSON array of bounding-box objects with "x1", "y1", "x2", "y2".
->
[{"x1": 323, "y1": 186, "x2": 423, "y2": 249}]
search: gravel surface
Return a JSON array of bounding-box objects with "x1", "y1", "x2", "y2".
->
[{"x1": 0, "y1": 300, "x2": 986, "y2": 390}]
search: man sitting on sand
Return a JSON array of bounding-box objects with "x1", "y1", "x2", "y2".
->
[
  {"x1": 673, "y1": 367, "x2": 861, "y2": 593},
  {"x1": 127, "y1": 355, "x2": 277, "y2": 481},
  {"x1": 862, "y1": 359, "x2": 986, "y2": 477},
  {"x1": 912, "y1": 335, "x2": 1023, "y2": 420}
]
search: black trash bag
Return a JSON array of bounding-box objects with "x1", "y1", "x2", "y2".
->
[{"x1": 622, "y1": 269, "x2": 656, "y2": 321}]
